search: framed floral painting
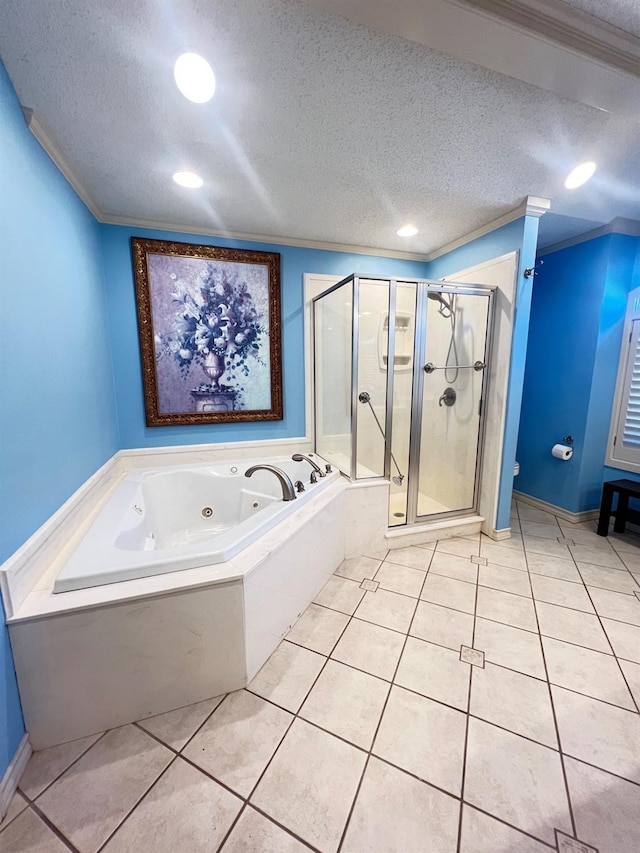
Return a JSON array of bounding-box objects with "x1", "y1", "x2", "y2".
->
[{"x1": 131, "y1": 238, "x2": 283, "y2": 426}]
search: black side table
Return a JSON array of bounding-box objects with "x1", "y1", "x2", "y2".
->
[{"x1": 597, "y1": 478, "x2": 640, "y2": 536}]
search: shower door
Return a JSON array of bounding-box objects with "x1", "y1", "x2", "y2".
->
[{"x1": 405, "y1": 284, "x2": 493, "y2": 523}]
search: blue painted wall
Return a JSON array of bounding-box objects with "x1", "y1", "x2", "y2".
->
[
  {"x1": 0, "y1": 62, "x2": 119, "y2": 773},
  {"x1": 428, "y1": 217, "x2": 541, "y2": 530},
  {"x1": 102, "y1": 220, "x2": 539, "y2": 530},
  {"x1": 516, "y1": 233, "x2": 640, "y2": 512},
  {"x1": 101, "y1": 224, "x2": 428, "y2": 448}
]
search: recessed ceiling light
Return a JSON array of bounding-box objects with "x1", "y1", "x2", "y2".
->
[
  {"x1": 397, "y1": 224, "x2": 418, "y2": 237},
  {"x1": 174, "y1": 52, "x2": 216, "y2": 103},
  {"x1": 173, "y1": 171, "x2": 204, "y2": 188},
  {"x1": 565, "y1": 161, "x2": 596, "y2": 189}
]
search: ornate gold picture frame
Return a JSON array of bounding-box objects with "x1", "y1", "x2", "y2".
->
[{"x1": 131, "y1": 237, "x2": 283, "y2": 426}]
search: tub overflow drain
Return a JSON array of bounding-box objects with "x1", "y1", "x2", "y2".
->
[{"x1": 201, "y1": 507, "x2": 214, "y2": 518}]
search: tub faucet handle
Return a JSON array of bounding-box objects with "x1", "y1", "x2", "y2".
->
[
  {"x1": 310, "y1": 471, "x2": 318, "y2": 485},
  {"x1": 325, "y1": 463, "x2": 332, "y2": 474},
  {"x1": 292, "y1": 453, "x2": 326, "y2": 477},
  {"x1": 295, "y1": 480, "x2": 305, "y2": 493}
]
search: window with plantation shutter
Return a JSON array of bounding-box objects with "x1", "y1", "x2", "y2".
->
[{"x1": 607, "y1": 288, "x2": 640, "y2": 473}]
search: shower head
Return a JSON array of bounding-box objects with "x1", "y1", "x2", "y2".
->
[
  {"x1": 428, "y1": 291, "x2": 447, "y2": 304},
  {"x1": 392, "y1": 475, "x2": 404, "y2": 486},
  {"x1": 428, "y1": 291, "x2": 453, "y2": 317}
]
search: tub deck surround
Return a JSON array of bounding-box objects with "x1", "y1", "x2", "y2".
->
[
  {"x1": 53, "y1": 455, "x2": 340, "y2": 593},
  {"x1": 8, "y1": 476, "x2": 346, "y2": 749},
  {"x1": 0, "y1": 437, "x2": 314, "y2": 618},
  {"x1": 7, "y1": 475, "x2": 346, "y2": 624}
]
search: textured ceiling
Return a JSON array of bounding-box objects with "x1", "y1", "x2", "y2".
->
[
  {"x1": 0, "y1": 0, "x2": 639, "y2": 255},
  {"x1": 562, "y1": 0, "x2": 640, "y2": 37}
]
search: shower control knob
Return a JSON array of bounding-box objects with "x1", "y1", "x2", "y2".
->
[
  {"x1": 423, "y1": 362, "x2": 436, "y2": 374},
  {"x1": 295, "y1": 480, "x2": 305, "y2": 493}
]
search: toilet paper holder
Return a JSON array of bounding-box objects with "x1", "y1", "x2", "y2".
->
[{"x1": 562, "y1": 435, "x2": 574, "y2": 446}]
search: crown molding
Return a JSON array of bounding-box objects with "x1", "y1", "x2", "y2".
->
[
  {"x1": 23, "y1": 105, "x2": 430, "y2": 261},
  {"x1": 99, "y1": 213, "x2": 431, "y2": 261},
  {"x1": 303, "y1": 0, "x2": 640, "y2": 119},
  {"x1": 539, "y1": 216, "x2": 640, "y2": 256},
  {"x1": 22, "y1": 105, "x2": 552, "y2": 264},
  {"x1": 425, "y1": 195, "x2": 550, "y2": 262},
  {"x1": 22, "y1": 107, "x2": 102, "y2": 219},
  {"x1": 461, "y1": 0, "x2": 640, "y2": 77},
  {"x1": 22, "y1": 102, "x2": 427, "y2": 263},
  {"x1": 525, "y1": 196, "x2": 552, "y2": 218}
]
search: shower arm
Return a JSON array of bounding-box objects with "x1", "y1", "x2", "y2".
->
[{"x1": 358, "y1": 392, "x2": 404, "y2": 484}]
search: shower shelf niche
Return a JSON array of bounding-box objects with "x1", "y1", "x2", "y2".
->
[{"x1": 378, "y1": 312, "x2": 413, "y2": 370}]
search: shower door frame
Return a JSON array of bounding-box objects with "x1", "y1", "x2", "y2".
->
[
  {"x1": 404, "y1": 280, "x2": 495, "y2": 527},
  {"x1": 312, "y1": 273, "x2": 396, "y2": 483},
  {"x1": 312, "y1": 275, "x2": 495, "y2": 523}
]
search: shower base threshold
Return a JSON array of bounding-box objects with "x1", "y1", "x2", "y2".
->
[{"x1": 385, "y1": 514, "x2": 483, "y2": 549}]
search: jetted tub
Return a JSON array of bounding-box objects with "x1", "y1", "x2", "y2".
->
[{"x1": 54, "y1": 453, "x2": 340, "y2": 593}]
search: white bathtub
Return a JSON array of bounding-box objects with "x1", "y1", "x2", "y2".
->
[
  {"x1": 8, "y1": 448, "x2": 346, "y2": 748},
  {"x1": 54, "y1": 453, "x2": 340, "y2": 593}
]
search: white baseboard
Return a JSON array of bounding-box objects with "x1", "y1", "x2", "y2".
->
[
  {"x1": 512, "y1": 491, "x2": 600, "y2": 524},
  {"x1": 486, "y1": 527, "x2": 512, "y2": 541},
  {"x1": 0, "y1": 735, "x2": 31, "y2": 819}
]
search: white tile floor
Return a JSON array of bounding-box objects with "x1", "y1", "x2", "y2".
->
[{"x1": 3, "y1": 500, "x2": 640, "y2": 852}]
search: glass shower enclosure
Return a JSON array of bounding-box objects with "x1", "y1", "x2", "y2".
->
[{"x1": 313, "y1": 275, "x2": 494, "y2": 528}]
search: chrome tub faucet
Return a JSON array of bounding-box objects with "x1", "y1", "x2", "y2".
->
[{"x1": 244, "y1": 465, "x2": 297, "y2": 501}]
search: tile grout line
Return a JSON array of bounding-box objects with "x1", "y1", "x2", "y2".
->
[
  {"x1": 94, "y1": 755, "x2": 180, "y2": 853},
  {"x1": 220, "y1": 585, "x2": 376, "y2": 853},
  {"x1": 246, "y1": 804, "x2": 320, "y2": 852},
  {"x1": 133, "y1": 723, "x2": 247, "y2": 800},
  {"x1": 214, "y1": 802, "x2": 250, "y2": 853},
  {"x1": 140, "y1": 628, "x2": 353, "y2": 853},
  {"x1": 156, "y1": 695, "x2": 228, "y2": 759},
  {"x1": 456, "y1": 550, "x2": 480, "y2": 853},
  {"x1": 462, "y1": 801, "x2": 557, "y2": 850},
  {"x1": 0, "y1": 801, "x2": 26, "y2": 836},
  {"x1": 552, "y1": 753, "x2": 640, "y2": 790},
  {"x1": 335, "y1": 576, "x2": 420, "y2": 853},
  {"x1": 246, "y1": 682, "x2": 608, "y2": 846},
  {"x1": 571, "y1": 566, "x2": 640, "y2": 716},
  {"x1": 295, "y1": 591, "x2": 640, "y2": 691},
  {"x1": 19, "y1": 729, "x2": 108, "y2": 804},
  {"x1": 25, "y1": 799, "x2": 81, "y2": 852},
  {"x1": 259, "y1": 607, "x2": 637, "y2": 723},
  {"x1": 16, "y1": 730, "x2": 111, "y2": 851},
  {"x1": 519, "y1": 501, "x2": 578, "y2": 841},
  {"x1": 247, "y1": 648, "x2": 638, "y2": 761}
]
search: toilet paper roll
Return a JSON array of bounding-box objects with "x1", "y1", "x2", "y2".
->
[{"x1": 552, "y1": 443, "x2": 573, "y2": 460}]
